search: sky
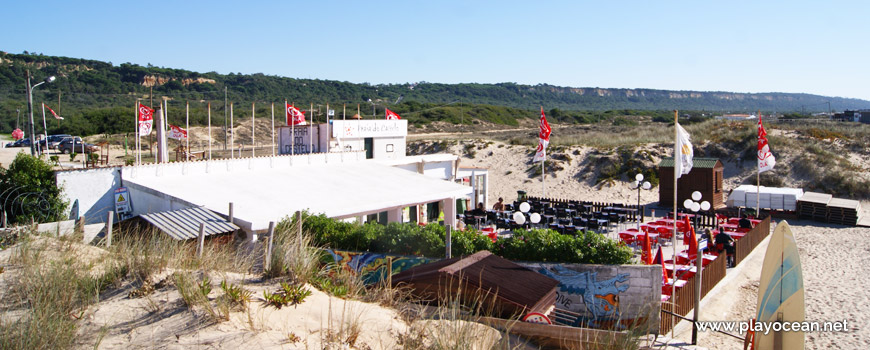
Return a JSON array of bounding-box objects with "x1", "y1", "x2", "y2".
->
[{"x1": 3, "y1": 0, "x2": 869, "y2": 100}]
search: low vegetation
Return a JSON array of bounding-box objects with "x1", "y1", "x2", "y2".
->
[{"x1": 300, "y1": 212, "x2": 633, "y2": 264}]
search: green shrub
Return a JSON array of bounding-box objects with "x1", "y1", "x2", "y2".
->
[
  {"x1": 0, "y1": 153, "x2": 69, "y2": 224},
  {"x1": 298, "y1": 212, "x2": 632, "y2": 264},
  {"x1": 263, "y1": 282, "x2": 312, "y2": 309}
]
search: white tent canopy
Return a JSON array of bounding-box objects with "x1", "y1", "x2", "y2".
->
[{"x1": 124, "y1": 161, "x2": 471, "y2": 231}]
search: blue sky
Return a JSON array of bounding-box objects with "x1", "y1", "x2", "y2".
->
[{"x1": 3, "y1": 0, "x2": 868, "y2": 100}]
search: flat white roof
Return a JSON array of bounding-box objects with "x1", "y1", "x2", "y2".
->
[{"x1": 125, "y1": 160, "x2": 471, "y2": 231}]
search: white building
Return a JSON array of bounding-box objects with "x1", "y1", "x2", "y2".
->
[{"x1": 57, "y1": 119, "x2": 488, "y2": 238}]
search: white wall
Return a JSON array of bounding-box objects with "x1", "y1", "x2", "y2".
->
[
  {"x1": 372, "y1": 136, "x2": 406, "y2": 160},
  {"x1": 56, "y1": 167, "x2": 120, "y2": 224}
]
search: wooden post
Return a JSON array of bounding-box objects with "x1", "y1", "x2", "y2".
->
[
  {"x1": 106, "y1": 211, "x2": 114, "y2": 247},
  {"x1": 445, "y1": 225, "x2": 452, "y2": 258},
  {"x1": 692, "y1": 243, "x2": 704, "y2": 344},
  {"x1": 76, "y1": 215, "x2": 85, "y2": 234},
  {"x1": 265, "y1": 221, "x2": 275, "y2": 271},
  {"x1": 228, "y1": 202, "x2": 234, "y2": 224},
  {"x1": 387, "y1": 256, "x2": 393, "y2": 290},
  {"x1": 296, "y1": 210, "x2": 303, "y2": 251},
  {"x1": 197, "y1": 223, "x2": 206, "y2": 258}
]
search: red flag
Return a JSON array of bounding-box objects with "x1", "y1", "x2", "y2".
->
[
  {"x1": 757, "y1": 117, "x2": 776, "y2": 173},
  {"x1": 138, "y1": 104, "x2": 154, "y2": 136},
  {"x1": 44, "y1": 104, "x2": 63, "y2": 120},
  {"x1": 285, "y1": 103, "x2": 306, "y2": 125},
  {"x1": 532, "y1": 107, "x2": 551, "y2": 162},
  {"x1": 167, "y1": 124, "x2": 188, "y2": 140},
  {"x1": 385, "y1": 108, "x2": 402, "y2": 120}
]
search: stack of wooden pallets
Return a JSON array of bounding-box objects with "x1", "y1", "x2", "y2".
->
[
  {"x1": 827, "y1": 198, "x2": 861, "y2": 226},
  {"x1": 797, "y1": 192, "x2": 832, "y2": 221}
]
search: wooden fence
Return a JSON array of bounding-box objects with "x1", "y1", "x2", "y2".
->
[
  {"x1": 526, "y1": 196, "x2": 645, "y2": 223},
  {"x1": 660, "y1": 216, "x2": 771, "y2": 333},
  {"x1": 660, "y1": 252, "x2": 728, "y2": 334},
  {"x1": 734, "y1": 216, "x2": 772, "y2": 266}
]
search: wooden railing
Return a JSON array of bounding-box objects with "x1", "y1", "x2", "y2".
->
[
  {"x1": 659, "y1": 216, "x2": 771, "y2": 333},
  {"x1": 660, "y1": 252, "x2": 728, "y2": 334},
  {"x1": 734, "y1": 216, "x2": 772, "y2": 266},
  {"x1": 525, "y1": 196, "x2": 645, "y2": 223}
]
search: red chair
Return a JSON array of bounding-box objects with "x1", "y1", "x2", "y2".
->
[
  {"x1": 656, "y1": 226, "x2": 673, "y2": 240},
  {"x1": 618, "y1": 232, "x2": 636, "y2": 246}
]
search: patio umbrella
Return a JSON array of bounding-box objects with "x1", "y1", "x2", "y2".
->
[
  {"x1": 683, "y1": 215, "x2": 698, "y2": 260},
  {"x1": 641, "y1": 230, "x2": 653, "y2": 265}
]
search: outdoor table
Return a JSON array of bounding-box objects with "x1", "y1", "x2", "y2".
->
[
  {"x1": 664, "y1": 278, "x2": 688, "y2": 289},
  {"x1": 727, "y1": 217, "x2": 761, "y2": 226},
  {"x1": 719, "y1": 223, "x2": 739, "y2": 231},
  {"x1": 713, "y1": 229, "x2": 747, "y2": 240},
  {"x1": 676, "y1": 251, "x2": 718, "y2": 266},
  {"x1": 665, "y1": 264, "x2": 697, "y2": 280}
]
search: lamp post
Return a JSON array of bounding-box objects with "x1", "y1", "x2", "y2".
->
[
  {"x1": 682, "y1": 191, "x2": 711, "y2": 233},
  {"x1": 683, "y1": 190, "x2": 709, "y2": 345},
  {"x1": 632, "y1": 173, "x2": 652, "y2": 229},
  {"x1": 25, "y1": 70, "x2": 56, "y2": 156}
]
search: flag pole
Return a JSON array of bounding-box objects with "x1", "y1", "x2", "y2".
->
[
  {"x1": 671, "y1": 109, "x2": 678, "y2": 339},
  {"x1": 186, "y1": 101, "x2": 190, "y2": 162},
  {"x1": 290, "y1": 100, "x2": 295, "y2": 156},
  {"x1": 271, "y1": 102, "x2": 275, "y2": 156},
  {"x1": 230, "y1": 102, "x2": 235, "y2": 159},
  {"x1": 541, "y1": 105, "x2": 545, "y2": 198},
  {"x1": 252, "y1": 102, "x2": 256, "y2": 158},
  {"x1": 41, "y1": 103, "x2": 47, "y2": 156},
  {"x1": 207, "y1": 102, "x2": 212, "y2": 160},
  {"x1": 309, "y1": 103, "x2": 313, "y2": 163},
  {"x1": 135, "y1": 100, "x2": 140, "y2": 166},
  {"x1": 756, "y1": 110, "x2": 761, "y2": 217}
]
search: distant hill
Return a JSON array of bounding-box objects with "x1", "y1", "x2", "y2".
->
[{"x1": 2, "y1": 51, "x2": 869, "y2": 136}]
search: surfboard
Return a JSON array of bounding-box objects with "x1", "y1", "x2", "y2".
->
[{"x1": 755, "y1": 220, "x2": 805, "y2": 350}]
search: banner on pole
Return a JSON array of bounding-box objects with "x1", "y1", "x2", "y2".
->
[
  {"x1": 757, "y1": 118, "x2": 776, "y2": 173},
  {"x1": 138, "y1": 104, "x2": 154, "y2": 136},
  {"x1": 532, "y1": 108, "x2": 551, "y2": 162}
]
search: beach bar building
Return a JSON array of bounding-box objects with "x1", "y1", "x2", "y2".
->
[
  {"x1": 657, "y1": 157, "x2": 725, "y2": 209},
  {"x1": 57, "y1": 119, "x2": 489, "y2": 239}
]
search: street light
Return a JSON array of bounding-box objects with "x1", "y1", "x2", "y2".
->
[
  {"x1": 683, "y1": 191, "x2": 711, "y2": 234},
  {"x1": 632, "y1": 173, "x2": 652, "y2": 229},
  {"x1": 684, "y1": 190, "x2": 710, "y2": 346},
  {"x1": 25, "y1": 70, "x2": 56, "y2": 156}
]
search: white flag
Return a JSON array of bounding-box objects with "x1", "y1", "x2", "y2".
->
[{"x1": 675, "y1": 122, "x2": 693, "y2": 178}]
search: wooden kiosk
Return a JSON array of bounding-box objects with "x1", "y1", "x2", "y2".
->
[{"x1": 658, "y1": 157, "x2": 725, "y2": 209}]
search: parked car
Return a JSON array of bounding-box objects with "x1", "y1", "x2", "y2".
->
[
  {"x1": 5, "y1": 138, "x2": 31, "y2": 148},
  {"x1": 58, "y1": 138, "x2": 99, "y2": 154},
  {"x1": 46, "y1": 134, "x2": 72, "y2": 149}
]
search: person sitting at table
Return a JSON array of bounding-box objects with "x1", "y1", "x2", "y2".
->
[
  {"x1": 715, "y1": 229, "x2": 736, "y2": 267},
  {"x1": 738, "y1": 215, "x2": 753, "y2": 229},
  {"x1": 474, "y1": 202, "x2": 485, "y2": 214},
  {"x1": 493, "y1": 197, "x2": 504, "y2": 211},
  {"x1": 700, "y1": 228, "x2": 713, "y2": 253}
]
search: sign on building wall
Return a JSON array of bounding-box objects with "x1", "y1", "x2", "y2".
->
[
  {"x1": 278, "y1": 125, "x2": 321, "y2": 155},
  {"x1": 332, "y1": 120, "x2": 407, "y2": 138},
  {"x1": 114, "y1": 187, "x2": 132, "y2": 215}
]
